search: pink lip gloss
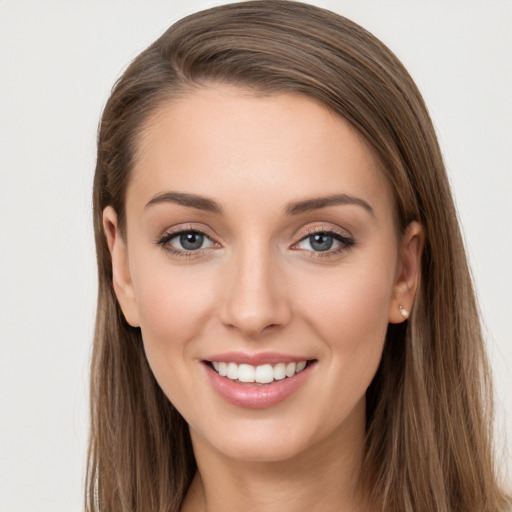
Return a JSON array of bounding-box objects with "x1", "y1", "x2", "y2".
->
[{"x1": 204, "y1": 361, "x2": 314, "y2": 409}]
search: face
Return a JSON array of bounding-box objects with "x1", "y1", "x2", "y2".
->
[{"x1": 104, "y1": 86, "x2": 422, "y2": 464}]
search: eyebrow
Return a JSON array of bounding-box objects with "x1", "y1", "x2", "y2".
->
[
  {"x1": 145, "y1": 191, "x2": 223, "y2": 213},
  {"x1": 284, "y1": 194, "x2": 374, "y2": 217},
  {"x1": 145, "y1": 191, "x2": 374, "y2": 217}
]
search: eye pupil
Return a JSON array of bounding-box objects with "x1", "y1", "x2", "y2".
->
[
  {"x1": 180, "y1": 232, "x2": 204, "y2": 250},
  {"x1": 310, "y1": 233, "x2": 333, "y2": 251}
]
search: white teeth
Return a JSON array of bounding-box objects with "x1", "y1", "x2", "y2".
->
[
  {"x1": 285, "y1": 362, "x2": 296, "y2": 378},
  {"x1": 255, "y1": 364, "x2": 274, "y2": 384},
  {"x1": 238, "y1": 364, "x2": 255, "y2": 383},
  {"x1": 218, "y1": 362, "x2": 227, "y2": 377},
  {"x1": 274, "y1": 363, "x2": 286, "y2": 380},
  {"x1": 296, "y1": 361, "x2": 307, "y2": 372},
  {"x1": 226, "y1": 362, "x2": 238, "y2": 380},
  {"x1": 211, "y1": 360, "x2": 309, "y2": 383}
]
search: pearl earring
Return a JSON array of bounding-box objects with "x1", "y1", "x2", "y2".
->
[{"x1": 399, "y1": 305, "x2": 409, "y2": 319}]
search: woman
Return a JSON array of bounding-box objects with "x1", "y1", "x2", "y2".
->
[{"x1": 87, "y1": 1, "x2": 511, "y2": 510}]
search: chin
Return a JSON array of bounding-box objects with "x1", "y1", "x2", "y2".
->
[
  {"x1": 189, "y1": 412, "x2": 345, "y2": 465},
  {"x1": 200, "y1": 433, "x2": 310, "y2": 463}
]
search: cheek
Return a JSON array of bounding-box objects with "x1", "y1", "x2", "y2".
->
[
  {"x1": 133, "y1": 261, "x2": 215, "y2": 341},
  {"x1": 296, "y1": 255, "x2": 395, "y2": 389},
  {"x1": 129, "y1": 260, "x2": 219, "y2": 400},
  {"x1": 287, "y1": 259, "x2": 394, "y2": 435},
  {"x1": 301, "y1": 259, "x2": 395, "y2": 341},
  {"x1": 131, "y1": 264, "x2": 219, "y2": 421}
]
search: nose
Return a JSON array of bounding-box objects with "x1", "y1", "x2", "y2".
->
[{"x1": 219, "y1": 244, "x2": 292, "y2": 337}]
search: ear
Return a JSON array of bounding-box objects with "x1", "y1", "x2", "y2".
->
[
  {"x1": 102, "y1": 206, "x2": 140, "y2": 327},
  {"x1": 388, "y1": 221, "x2": 424, "y2": 324}
]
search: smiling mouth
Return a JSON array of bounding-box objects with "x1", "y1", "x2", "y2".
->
[{"x1": 206, "y1": 360, "x2": 316, "y2": 385}]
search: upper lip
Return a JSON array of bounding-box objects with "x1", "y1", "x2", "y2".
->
[{"x1": 204, "y1": 351, "x2": 315, "y2": 366}]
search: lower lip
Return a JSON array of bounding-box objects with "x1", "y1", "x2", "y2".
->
[{"x1": 204, "y1": 362, "x2": 314, "y2": 409}]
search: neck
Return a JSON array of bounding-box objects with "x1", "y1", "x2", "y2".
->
[{"x1": 181, "y1": 405, "x2": 374, "y2": 512}]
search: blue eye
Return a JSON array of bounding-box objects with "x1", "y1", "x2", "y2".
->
[
  {"x1": 295, "y1": 229, "x2": 354, "y2": 255},
  {"x1": 308, "y1": 233, "x2": 334, "y2": 251},
  {"x1": 158, "y1": 229, "x2": 216, "y2": 255},
  {"x1": 178, "y1": 232, "x2": 206, "y2": 250}
]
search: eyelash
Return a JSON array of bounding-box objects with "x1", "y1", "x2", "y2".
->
[
  {"x1": 156, "y1": 227, "x2": 217, "y2": 259},
  {"x1": 155, "y1": 226, "x2": 355, "y2": 259},
  {"x1": 293, "y1": 227, "x2": 355, "y2": 259}
]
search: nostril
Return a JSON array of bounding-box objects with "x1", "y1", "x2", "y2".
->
[{"x1": 218, "y1": 268, "x2": 292, "y2": 335}]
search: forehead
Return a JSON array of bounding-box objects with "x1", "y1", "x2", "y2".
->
[{"x1": 128, "y1": 85, "x2": 393, "y2": 218}]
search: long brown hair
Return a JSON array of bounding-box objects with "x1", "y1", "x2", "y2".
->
[{"x1": 87, "y1": 1, "x2": 511, "y2": 510}]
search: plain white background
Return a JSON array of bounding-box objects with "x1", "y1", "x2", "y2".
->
[{"x1": 0, "y1": 1, "x2": 510, "y2": 510}]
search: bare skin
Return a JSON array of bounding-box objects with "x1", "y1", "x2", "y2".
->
[
  {"x1": 104, "y1": 86, "x2": 423, "y2": 511},
  {"x1": 182, "y1": 398, "x2": 366, "y2": 512}
]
